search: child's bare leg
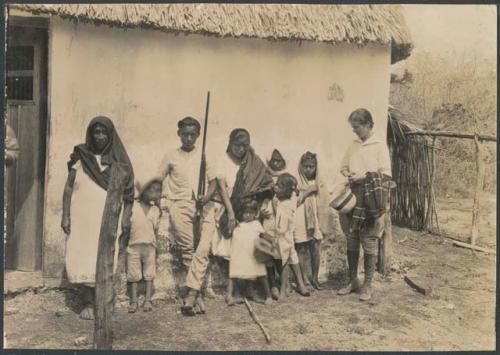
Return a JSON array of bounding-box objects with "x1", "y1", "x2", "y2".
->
[
  {"x1": 267, "y1": 265, "x2": 280, "y2": 300},
  {"x1": 80, "y1": 286, "x2": 95, "y2": 320},
  {"x1": 258, "y1": 276, "x2": 272, "y2": 304},
  {"x1": 226, "y1": 278, "x2": 234, "y2": 305},
  {"x1": 310, "y1": 240, "x2": 323, "y2": 290},
  {"x1": 290, "y1": 263, "x2": 311, "y2": 297},
  {"x1": 234, "y1": 279, "x2": 245, "y2": 304},
  {"x1": 128, "y1": 282, "x2": 139, "y2": 313},
  {"x1": 279, "y1": 264, "x2": 290, "y2": 300},
  {"x1": 245, "y1": 279, "x2": 259, "y2": 301},
  {"x1": 143, "y1": 280, "x2": 153, "y2": 312},
  {"x1": 296, "y1": 243, "x2": 313, "y2": 290}
]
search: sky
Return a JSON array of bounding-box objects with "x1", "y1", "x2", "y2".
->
[{"x1": 402, "y1": 5, "x2": 496, "y2": 62}]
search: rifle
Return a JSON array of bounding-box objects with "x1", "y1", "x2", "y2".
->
[{"x1": 193, "y1": 91, "x2": 210, "y2": 250}]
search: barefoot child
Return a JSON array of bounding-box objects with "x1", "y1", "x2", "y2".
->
[
  {"x1": 272, "y1": 173, "x2": 310, "y2": 300},
  {"x1": 263, "y1": 148, "x2": 288, "y2": 299},
  {"x1": 295, "y1": 152, "x2": 326, "y2": 291},
  {"x1": 127, "y1": 178, "x2": 162, "y2": 313},
  {"x1": 228, "y1": 198, "x2": 272, "y2": 306}
]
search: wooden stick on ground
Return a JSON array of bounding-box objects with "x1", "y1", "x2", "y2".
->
[
  {"x1": 470, "y1": 134, "x2": 485, "y2": 246},
  {"x1": 243, "y1": 298, "x2": 271, "y2": 344},
  {"x1": 403, "y1": 276, "x2": 432, "y2": 296},
  {"x1": 452, "y1": 240, "x2": 495, "y2": 255},
  {"x1": 94, "y1": 163, "x2": 127, "y2": 350}
]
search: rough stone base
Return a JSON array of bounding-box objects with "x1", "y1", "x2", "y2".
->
[{"x1": 4, "y1": 270, "x2": 44, "y2": 295}]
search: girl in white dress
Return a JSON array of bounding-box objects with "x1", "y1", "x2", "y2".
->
[
  {"x1": 61, "y1": 116, "x2": 134, "y2": 320},
  {"x1": 228, "y1": 198, "x2": 271, "y2": 305}
]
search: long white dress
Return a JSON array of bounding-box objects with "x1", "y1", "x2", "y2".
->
[{"x1": 65, "y1": 158, "x2": 121, "y2": 286}]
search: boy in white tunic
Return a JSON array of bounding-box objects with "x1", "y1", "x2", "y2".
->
[
  {"x1": 127, "y1": 178, "x2": 162, "y2": 313},
  {"x1": 156, "y1": 117, "x2": 217, "y2": 292},
  {"x1": 271, "y1": 173, "x2": 311, "y2": 300}
]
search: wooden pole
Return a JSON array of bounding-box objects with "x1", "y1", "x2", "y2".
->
[
  {"x1": 470, "y1": 134, "x2": 485, "y2": 246},
  {"x1": 378, "y1": 190, "x2": 393, "y2": 275},
  {"x1": 94, "y1": 163, "x2": 127, "y2": 350},
  {"x1": 406, "y1": 130, "x2": 496, "y2": 142},
  {"x1": 424, "y1": 137, "x2": 435, "y2": 231},
  {"x1": 453, "y1": 240, "x2": 495, "y2": 255}
]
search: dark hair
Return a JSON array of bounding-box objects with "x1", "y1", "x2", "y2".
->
[
  {"x1": 178, "y1": 116, "x2": 201, "y2": 133},
  {"x1": 348, "y1": 108, "x2": 374, "y2": 128},
  {"x1": 240, "y1": 197, "x2": 259, "y2": 213},
  {"x1": 277, "y1": 173, "x2": 297, "y2": 199}
]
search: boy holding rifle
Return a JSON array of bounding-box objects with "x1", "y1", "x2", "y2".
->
[
  {"x1": 182, "y1": 92, "x2": 237, "y2": 316},
  {"x1": 156, "y1": 116, "x2": 218, "y2": 301}
]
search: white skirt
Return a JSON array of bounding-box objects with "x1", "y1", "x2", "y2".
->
[{"x1": 65, "y1": 163, "x2": 121, "y2": 286}]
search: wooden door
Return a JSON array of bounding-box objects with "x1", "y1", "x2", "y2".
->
[{"x1": 5, "y1": 24, "x2": 48, "y2": 271}]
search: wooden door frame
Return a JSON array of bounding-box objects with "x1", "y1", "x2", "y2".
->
[{"x1": 6, "y1": 15, "x2": 49, "y2": 271}]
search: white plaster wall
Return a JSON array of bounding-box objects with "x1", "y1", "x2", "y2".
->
[{"x1": 43, "y1": 17, "x2": 392, "y2": 277}]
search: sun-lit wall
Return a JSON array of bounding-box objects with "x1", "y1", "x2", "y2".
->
[{"x1": 43, "y1": 17, "x2": 391, "y2": 279}]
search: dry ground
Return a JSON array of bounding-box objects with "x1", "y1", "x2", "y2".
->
[{"x1": 4, "y1": 197, "x2": 496, "y2": 351}]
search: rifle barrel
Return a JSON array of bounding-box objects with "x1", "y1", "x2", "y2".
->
[
  {"x1": 202, "y1": 92, "x2": 210, "y2": 154},
  {"x1": 197, "y1": 92, "x2": 210, "y2": 198}
]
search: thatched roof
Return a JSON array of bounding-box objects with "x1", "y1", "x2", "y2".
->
[{"x1": 11, "y1": 4, "x2": 412, "y2": 63}]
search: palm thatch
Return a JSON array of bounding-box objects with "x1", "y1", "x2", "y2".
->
[
  {"x1": 387, "y1": 106, "x2": 438, "y2": 231},
  {"x1": 11, "y1": 4, "x2": 412, "y2": 63}
]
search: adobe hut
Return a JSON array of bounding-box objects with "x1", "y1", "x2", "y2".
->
[{"x1": 5, "y1": 4, "x2": 412, "y2": 286}]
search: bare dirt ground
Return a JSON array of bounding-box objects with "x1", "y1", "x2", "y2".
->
[{"x1": 4, "y1": 197, "x2": 496, "y2": 351}]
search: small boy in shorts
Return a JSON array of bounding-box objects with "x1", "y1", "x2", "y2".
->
[
  {"x1": 271, "y1": 173, "x2": 310, "y2": 300},
  {"x1": 127, "y1": 178, "x2": 162, "y2": 313}
]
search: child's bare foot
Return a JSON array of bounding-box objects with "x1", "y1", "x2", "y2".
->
[
  {"x1": 202, "y1": 287, "x2": 217, "y2": 299},
  {"x1": 252, "y1": 296, "x2": 267, "y2": 304},
  {"x1": 311, "y1": 280, "x2": 324, "y2": 291},
  {"x1": 278, "y1": 291, "x2": 287, "y2": 301},
  {"x1": 128, "y1": 302, "x2": 138, "y2": 313},
  {"x1": 297, "y1": 286, "x2": 311, "y2": 297},
  {"x1": 80, "y1": 305, "x2": 94, "y2": 320},
  {"x1": 143, "y1": 301, "x2": 153, "y2": 312},
  {"x1": 227, "y1": 296, "x2": 244, "y2": 306},
  {"x1": 263, "y1": 297, "x2": 272, "y2": 305},
  {"x1": 271, "y1": 287, "x2": 280, "y2": 300},
  {"x1": 195, "y1": 296, "x2": 206, "y2": 314}
]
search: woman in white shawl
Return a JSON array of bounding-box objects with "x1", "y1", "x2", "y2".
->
[{"x1": 294, "y1": 152, "x2": 333, "y2": 290}]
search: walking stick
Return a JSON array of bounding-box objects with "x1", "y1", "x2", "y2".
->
[
  {"x1": 243, "y1": 297, "x2": 272, "y2": 344},
  {"x1": 193, "y1": 91, "x2": 210, "y2": 250}
]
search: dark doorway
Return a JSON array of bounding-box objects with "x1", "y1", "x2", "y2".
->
[{"x1": 5, "y1": 20, "x2": 48, "y2": 271}]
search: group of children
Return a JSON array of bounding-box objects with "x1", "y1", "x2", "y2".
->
[
  {"x1": 225, "y1": 149, "x2": 331, "y2": 305},
  {"x1": 124, "y1": 148, "x2": 330, "y2": 312},
  {"x1": 63, "y1": 109, "x2": 389, "y2": 319}
]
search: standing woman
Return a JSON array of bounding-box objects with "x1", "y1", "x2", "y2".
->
[
  {"x1": 337, "y1": 108, "x2": 391, "y2": 301},
  {"x1": 217, "y1": 128, "x2": 274, "y2": 301},
  {"x1": 61, "y1": 116, "x2": 134, "y2": 319},
  {"x1": 223, "y1": 129, "x2": 274, "y2": 223}
]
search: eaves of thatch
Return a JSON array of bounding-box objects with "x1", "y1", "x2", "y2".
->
[{"x1": 10, "y1": 3, "x2": 412, "y2": 63}]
